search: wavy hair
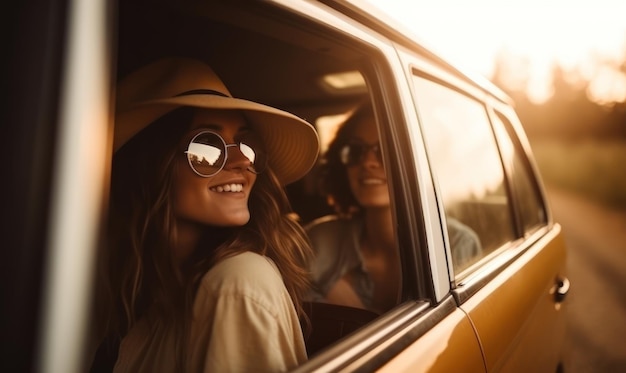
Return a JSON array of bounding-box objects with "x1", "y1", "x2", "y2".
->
[
  {"x1": 319, "y1": 104, "x2": 375, "y2": 216},
  {"x1": 95, "y1": 107, "x2": 312, "y2": 367}
]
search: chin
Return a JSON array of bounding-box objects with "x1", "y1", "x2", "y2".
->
[
  {"x1": 361, "y1": 201, "x2": 391, "y2": 209},
  {"x1": 223, "y1": 214, "x2": 251, "y2": 226}
]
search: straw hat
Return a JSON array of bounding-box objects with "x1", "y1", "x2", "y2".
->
[{"x1": 115, "y1": 57, "x2": 319, "y2": 185}]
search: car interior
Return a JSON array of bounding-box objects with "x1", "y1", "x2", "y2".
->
[
  {"x1": 118, "y1": 1, "x2": 374, "y2": 222},
  {"x1": 117, "y1": 0, "x2": 388, "y2": 357}
]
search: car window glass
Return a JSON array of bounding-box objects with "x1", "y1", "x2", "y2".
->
[
  {"x1": 411, "y1": 75, "x2": 516, "y2": 273},
  {"x1": 491, "y1": 110, "x2": 547, "y2": 233},
  {"x1": 109, "y1": 0, "x2": 409, "y2": 364},
  {"x1": 304, "y1": 103, "x2": 401, "y2": 315}
]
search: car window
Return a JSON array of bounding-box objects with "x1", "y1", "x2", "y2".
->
[
  {"x1": 490, "y1": 110, "x2": 547, "y2": 234},
  {"x1": 411, "y1": 75, "x2": 516, "y2": 274},
  {"x1": 112, "y1": 0, "x2": 419, "y2": 365}
]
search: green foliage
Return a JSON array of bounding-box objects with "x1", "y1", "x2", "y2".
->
[{"x1": 531, "y1": 140, "x2": 626, "y2": 209}]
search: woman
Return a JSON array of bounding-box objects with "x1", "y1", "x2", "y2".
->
[
  {"x1": 306, "y1": 104, "x2": 481, "y2": 314},
  {"x1": 93, "y1": 57, "x2": 319, "y2": 372},
  {"x1": 306, "y1": 104, "x2": 400, "y2": 314}
]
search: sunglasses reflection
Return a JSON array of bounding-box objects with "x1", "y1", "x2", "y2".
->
[{"x1": 185, "y1": 131, "x2": 266, "y2": 177}]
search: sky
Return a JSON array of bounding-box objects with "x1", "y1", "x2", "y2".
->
[{"x1": 366, "y1": 0, "x2": 626, "y2": 104}]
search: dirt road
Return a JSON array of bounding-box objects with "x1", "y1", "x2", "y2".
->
[{"x1": 546, "y1": 187, "x2": 626, "y2": 372}]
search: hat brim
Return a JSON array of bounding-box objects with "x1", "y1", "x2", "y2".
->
[{"x1": 115, "y1": 94, "x2": 319, "y2": 185}]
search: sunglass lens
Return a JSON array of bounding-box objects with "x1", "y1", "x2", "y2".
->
[
  {"x1": 340, "y1": 144, "x2": 362, "y2": 166},
  {"x1": 240, "y1": 134, "x2": 267, "y2": 174},
  {"x1": 339, "y1": 145, "x2": 349, "y2": 165},
  {"x1": 187, "y1": 133, "x2": 225, "y2": 176},
  {"x1": 340, "y1": 143, "x2": 381, "y2": 166}
]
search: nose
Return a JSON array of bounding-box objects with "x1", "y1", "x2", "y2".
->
[
  {"x1": 361, "y1": 146, "x2": 382, "y2": 168},
  {"x1": 223, "y1": 143, "x2": 253, "y2": 171}
]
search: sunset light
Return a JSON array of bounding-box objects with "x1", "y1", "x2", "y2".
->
[{"x1": 367, "y1": 0, "x2": 626, "y2": 104}]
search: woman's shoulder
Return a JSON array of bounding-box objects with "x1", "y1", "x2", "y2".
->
[
  {"x1": 305, "y1": 215, "x2": 359, "y2": 241},
  {"x1": 305, "y1": 215, "x2": 360, "y2": 254},
  {"x1": 198, "y1": 252, "x2": 287, "y2": 303}
]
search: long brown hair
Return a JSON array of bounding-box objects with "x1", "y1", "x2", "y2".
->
[
  {"x1": 320, "y1": 104, "x2": 375, "y2": 216},
  {"x1": 95, "y1": 107, "x2": 312, "y2": 366}
]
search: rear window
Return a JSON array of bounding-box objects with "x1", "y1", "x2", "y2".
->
[
  {"x1": 411, "y1": 75, "x2": 516, "y2": 274},
  {"x1": 491, "y1": 109, "x2": 547, "y2": 234}
]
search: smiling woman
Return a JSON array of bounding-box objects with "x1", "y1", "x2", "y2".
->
[
  {"x1": 306, "y1": 103, "x2": 401, "y2": 315},
  {"x1": 91, "y1": 57, "x2": 319, "y2": 372}
]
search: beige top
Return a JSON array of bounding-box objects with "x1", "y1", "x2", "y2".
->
[{"x1": 113, "y1": 251, "x2": 307, "y2": 372}]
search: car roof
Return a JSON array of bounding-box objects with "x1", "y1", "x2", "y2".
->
[
  {"x1": 117, "y1": 0, "x2": 511, "y2": 121},
  {"x1": 327, "y1": 0, "x2": 512, "y2": 104}
]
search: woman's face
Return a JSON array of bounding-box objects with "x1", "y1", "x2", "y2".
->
[
  {"x1": 346, "y1": 117, "x2": 390, "y2": 209},
  {"x1": 173, "y1": 108, "x2": 258, "y2": 227}
]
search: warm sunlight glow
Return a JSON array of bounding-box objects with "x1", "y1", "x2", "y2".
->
[
  {"x1": 367, "y1": 0, "x2": 626, "y2": 104},
  {"x1": 316, "y1": 112, "x2": 353, "y2": 154},
  {"x1": 321, "y1": 71, "x2": 366, "y2": 90}
]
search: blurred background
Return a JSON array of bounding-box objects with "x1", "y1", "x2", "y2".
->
[
  {"x1": 367, "y1": 0, "x2": 626, "y2": 209},
  {"x1": 367, "y1": 0, "x2": 626, "y2": 372}
]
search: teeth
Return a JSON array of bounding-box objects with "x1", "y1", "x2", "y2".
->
[
  {"x1": 210, "y1": 183, "x2": 243, "y2": 193},
  {"x1": 362, "y1": 178, "x2": 384, "y2": 185}
]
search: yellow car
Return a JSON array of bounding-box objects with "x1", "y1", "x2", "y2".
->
[{"x1": 5, "y1": 1, "x2": 568, "y2": 372}]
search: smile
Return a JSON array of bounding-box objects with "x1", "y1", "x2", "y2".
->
[
  {"x1": 360, "y1": 178, "x2": 385, "y2": 185},
  {"x1": 210, "y1": 183, "x2": 244, "y2": 193}
]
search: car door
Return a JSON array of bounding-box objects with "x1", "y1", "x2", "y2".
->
[
  {"x1": 399, "y1": 45, "x2": 569, "y2": 372},
  {"x1": 271, "y1": 2, "x2": 486, "y2": 371}
]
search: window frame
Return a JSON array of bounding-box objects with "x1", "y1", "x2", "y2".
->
[
  {"x1": 404, "y1": 64, "x2": 556, "y2": 306},
  {"x1": 409, "y1": 70, "x2": 519, "y2": 274},
  {"x1": 487, "y1": 103, "x2": 550, "y2": 235},
  {"x1": 263, "y1": 2, "x2": 468, "y2": 370}
]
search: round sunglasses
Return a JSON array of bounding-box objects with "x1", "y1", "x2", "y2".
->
[
  {"x1": 339, "y1": 142, "x2": 382, "y2": 166},
  {"x1": 184, "y1": 130, "x2": 267, "y2": 177}
]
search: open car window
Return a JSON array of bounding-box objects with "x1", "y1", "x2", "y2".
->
[{"x1": 112, "y1": 0, "x2": 428, "y2": 367}]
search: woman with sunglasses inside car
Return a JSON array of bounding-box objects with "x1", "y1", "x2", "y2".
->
[
  {"x1": 306, "y1": 104, "x2": 481, "y2": 314},
  {"x1": 305, "y1": 104, "x2": 401, "y2": 314},
  {"x1": 91, "y1": 58, "x2": 319, "y2": 372}
]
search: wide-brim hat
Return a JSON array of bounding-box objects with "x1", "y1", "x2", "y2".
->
[{"x1": 115, "y1": 57, "x2": 319, "y2": 185}]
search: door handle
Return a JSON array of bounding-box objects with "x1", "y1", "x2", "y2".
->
[{"x1": 554, "y1": 277, "x2": 570, "y2": 303}]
